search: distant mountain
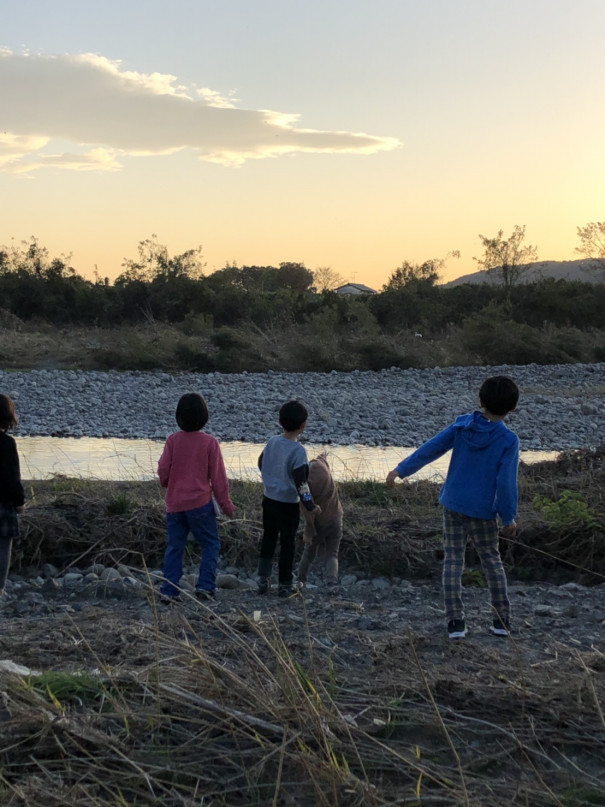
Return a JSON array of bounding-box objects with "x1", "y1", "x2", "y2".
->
[{"x1": 443, "y1": 259, "x2": 601, "y2": 287}]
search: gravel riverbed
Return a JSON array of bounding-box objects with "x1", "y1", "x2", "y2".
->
[{"x1": 1, "y1": 363, "x2": 603, "y2": 450}]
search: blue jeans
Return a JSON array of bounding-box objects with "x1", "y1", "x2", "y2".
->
[{"x1": 161, "y1": 501, "x2": 220, "y2": 597}]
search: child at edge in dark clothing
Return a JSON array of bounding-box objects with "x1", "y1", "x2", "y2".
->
[
  {"x1": 0, "y1": 395, "x2": 25, "y2": 596},
  {"x1": 386, "y1": 376, "x2": 520, "y2": 640},
  {"x1": 257, "y1": 400, "x2": 320, "y2": 598},
  {"x1": 157, "y1": 393, "x2": 235, "y2": 602}
]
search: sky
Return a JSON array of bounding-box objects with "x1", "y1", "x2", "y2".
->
[{"x1": 1, "y1": 0, "x2": 604, "y2": 288}]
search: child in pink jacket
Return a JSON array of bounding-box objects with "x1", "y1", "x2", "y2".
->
[{"x1": 158, "y1": 393, "x2": 234, "y2": 601}]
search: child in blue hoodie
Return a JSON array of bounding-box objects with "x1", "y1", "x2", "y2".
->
[{"x1": 386, "y1": 376, "x2": 519, "y2": 639}]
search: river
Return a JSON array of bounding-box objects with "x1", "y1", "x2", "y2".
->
[{"x1": 16, "y1": 436, "x2": 558, "y2": 483}]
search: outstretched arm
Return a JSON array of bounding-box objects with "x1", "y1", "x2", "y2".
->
[{"x1": 386, "y1": 424, "x2": 455, "y2": 484}]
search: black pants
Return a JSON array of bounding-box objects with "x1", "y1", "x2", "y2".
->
[
  {"x1": 258, "y1": 497, "x2": 300, "y2": 585},
  {"x1": 0, "y1": 538, "x2": 13, "y2": 590}
]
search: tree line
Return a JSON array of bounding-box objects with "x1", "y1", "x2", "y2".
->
[{"x1": 1, "y1": 225, "x2": 605, "y2": 371}]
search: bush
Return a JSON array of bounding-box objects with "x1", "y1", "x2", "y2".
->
[
  {"x1": 355, "y1": 340, "x2": 408, "y2": 370},
  {"x1": 174, "y1": 342, "x2": 216, "y2": 372}
]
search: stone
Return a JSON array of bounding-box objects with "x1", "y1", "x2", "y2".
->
[
  {"x1": 63, "y1": 573, "x2": 84, "y2": 586},
  {"x1": 42, "y1": 578, "x2": 60, "y2": 594},
  {"x1": 42, "y1": 563, "x2": 59, "y2": 579},
  {"x1": 217, "y1": 573, "x2": 244, "y2": 590},
  {"x1": 371, "y1": 577, "x2": 391, "y2": 590},
  {"x1": 534, "y1": 604, "x2": 557, "y2": 617},
  {"x1": 100, "y1": 568, "x2": 122, "y2": 582}
]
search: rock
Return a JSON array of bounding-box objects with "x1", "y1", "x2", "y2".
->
[
  {"x1": 42, "y1": 563, "x2": 59, "y2": 579},
  {"x1": 534, "y1": 604, "x2": 557, "y2": 617},
  {"x1": 63, "y1": 573, "x2": 84, "y2": 586},
  {"x1": 371, "y1": 577, "x2": 391, "y2": 590},
  {"x1": 100, "y1": 568, "x2": 122, "y2": 582},
  {"x1": 559, "y1": 582, "x2": 587, "y2": 592},
  {"x1": 217, "y1": 573, "x2": 244, "y2": 590},
  {"x1": 42, "y1": 578, "x2": 60, "y2": 594},
  {"x1": 102, "y1": 581, "x2": 128, "y2": 599},
  {"x1": 3, "y1": 364, "x2": 602, "y2": 450},
  {"x1": 357, "y1": 616, "x2": 382, "y2": 630},
  {"x1": 123, "y1": 576, "x2": 141, "y2": 588},
  {"x1": 341, "y1": 575, "x2": 358, "y2": 587}
]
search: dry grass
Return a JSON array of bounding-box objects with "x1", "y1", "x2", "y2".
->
[{"x1": 0, "y1": 594, "x2": 604, "y2": 806}]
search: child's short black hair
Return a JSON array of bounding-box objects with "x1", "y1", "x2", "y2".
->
[
  {"x1": 0, "y1": 394, "x2": 18, "y2": 430},
  {"x1": 279, "y1": 400, "x2": 308, "y2": 432},
  {"x1": 479, "y1": 376, "x2": 519, "y2": 417},
  {"x1": 176, "y1": 393, "x2": 209, "y2": 432}
]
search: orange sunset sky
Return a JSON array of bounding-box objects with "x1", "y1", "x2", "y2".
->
[{"x1": 2, "y1": 0, "x2": 604, "y2": 287}]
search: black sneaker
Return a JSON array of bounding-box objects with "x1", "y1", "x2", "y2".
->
[
  {"x1": 257, "y1": 577, "x2": 269, "y2": 595},
  {"x1": 159, "y1": 592, "x2": 180, "y2": 605},
  {"x1": 447, "y1": 619, "x2": 467, "y2": 639},
  {"x1": 489, "y1": 618, "x2": 511, "y2": 637},
  {"x1": 278, "y1": 585, "x2": 295, "y2": 598},
  {"x1": 195, "y1": 589, "x2": 215, "y2": 601}
]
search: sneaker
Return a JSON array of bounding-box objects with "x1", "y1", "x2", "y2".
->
[
  {"x1": 278, "y1": 585, "x2": 295, "y2": 598},
  {"x1": 257, "y1": 577, "x2": 269, "y2": 595},
  {"x1": 447, "y1": 619, "x2": 467, "y2": 639},
  {"x1": 489, "y1": 619, "x2": 511, "y2": 637},
  {"x1": 159, "y1": 592, "x2": 180, "y2": 605},
  {"x1": 195, "y1": 589, "x2": 215, "y2": 601}
]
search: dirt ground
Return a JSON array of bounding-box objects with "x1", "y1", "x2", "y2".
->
[{"x1": 0, "y1": 575, "x2": 603, "y2": 806}]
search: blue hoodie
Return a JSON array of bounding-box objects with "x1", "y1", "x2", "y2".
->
[{"x1": 395, "y1": 411, "x2": 519, "y2": 525}]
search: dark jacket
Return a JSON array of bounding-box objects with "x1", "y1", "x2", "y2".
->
[{"x1": 0, "y1": 432, "x2": 25, "y2": 507}]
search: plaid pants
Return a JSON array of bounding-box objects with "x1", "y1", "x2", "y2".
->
[{"x1": 442, "y1": 508, "x2": 510, "y2": 624}]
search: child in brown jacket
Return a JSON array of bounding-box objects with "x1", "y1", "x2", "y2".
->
[{"x1": 297, "y1": 454, "x2": 343, "y2": 588}]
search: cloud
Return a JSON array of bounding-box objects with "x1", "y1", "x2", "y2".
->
[{"x1": 0, "y1": 50, "x2": 401, "y2": 172}]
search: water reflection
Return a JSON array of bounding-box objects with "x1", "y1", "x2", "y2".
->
[{"x1": 16, "y1": 436, "x2": 559, "y2": 483}]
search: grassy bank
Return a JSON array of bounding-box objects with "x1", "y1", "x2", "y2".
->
[
  {"x1": 15, "y1": 448, "x2": 605, "y2": 584},
  {"x1": 2, "y1": 316, "x2": 605, "y2": 374}
]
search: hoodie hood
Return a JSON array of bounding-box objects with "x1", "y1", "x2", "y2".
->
[{"x1": 452, "y1": 411, "x2": 506, "y2": 449}]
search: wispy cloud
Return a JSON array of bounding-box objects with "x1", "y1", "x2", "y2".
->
[{"x1": 0, "y1": 50, "x2": 401, "y2": 173}]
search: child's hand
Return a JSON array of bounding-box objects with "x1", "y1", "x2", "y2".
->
[
  {"x1": 499, "y1": 521, "x2": 517, "y2": 538},
  {"x1": 313, "y1": 504, "x2": 321, "y2": 516},
  {"x1": 386, "y1": 469, "x2": 400, "y2": 487}
]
